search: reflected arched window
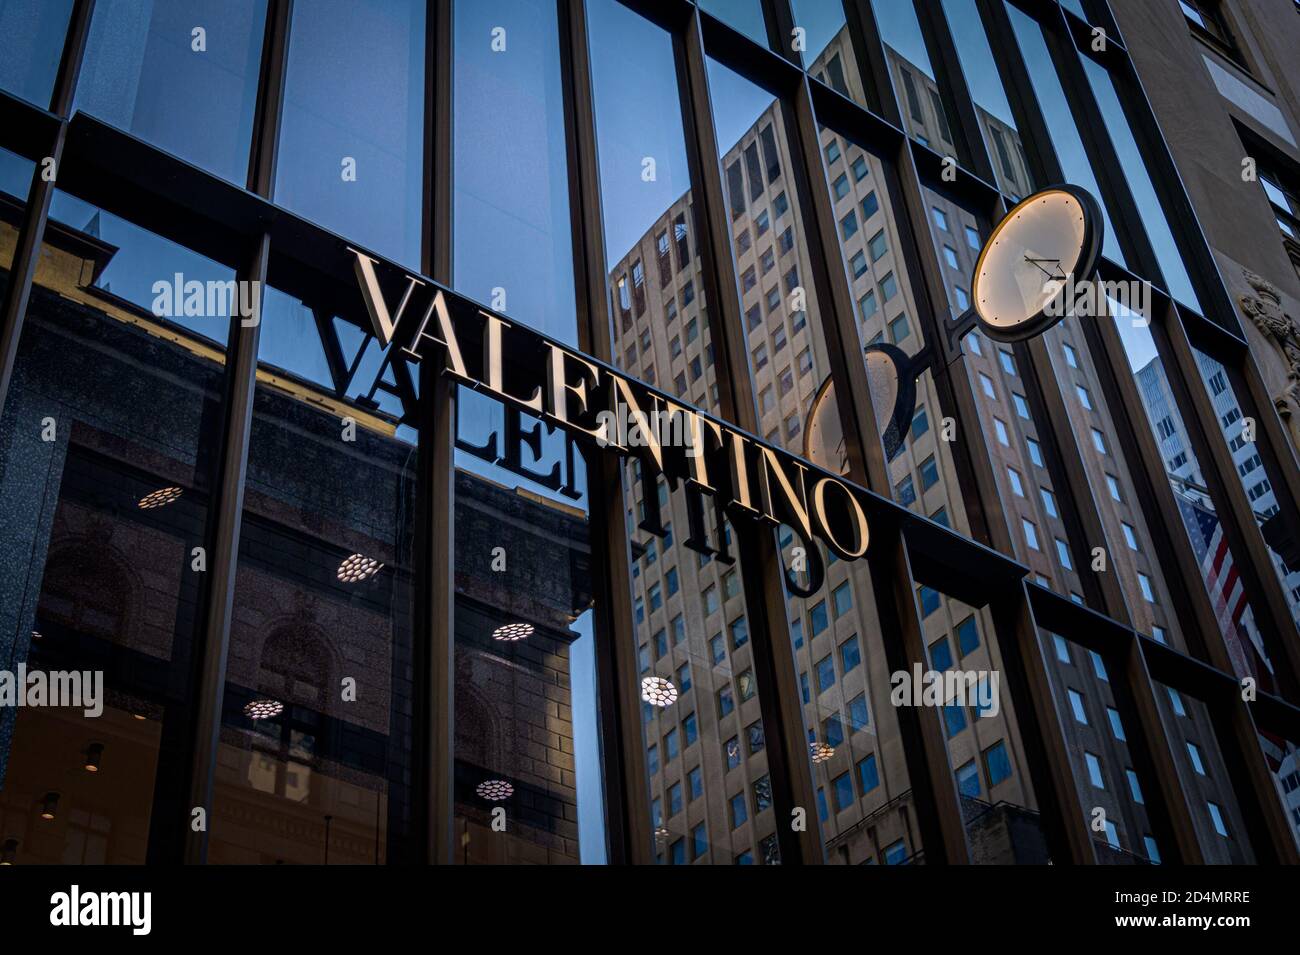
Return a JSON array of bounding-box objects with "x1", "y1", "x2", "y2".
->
[
  {"x1": 258, "y1": 625, "x2": 330, "y2": 706},
  {"x1": 37, "y1": 541, "x2": 132, "y2": 639}
]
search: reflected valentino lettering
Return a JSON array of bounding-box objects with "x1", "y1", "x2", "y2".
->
[{"x1": 350, "y1": 249, "x2": 875, "y2": 587}]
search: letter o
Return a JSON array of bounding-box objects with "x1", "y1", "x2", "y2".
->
[{"x1": 813, "y1": 477, "x2": 869, "y2": 558}]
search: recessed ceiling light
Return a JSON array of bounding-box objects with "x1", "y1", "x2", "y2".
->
[
  {"x1": 492, "y1": 622, "x2": 534, "y2": 642},
  {"x1": 640, "y1": 676, "x2": 678, "y2": 707},
  {"x1": 476, "y1": 779, "x2": 513, "y2": 801},
  {"x1": 243, "y1": 699, "x2": 283, "y2": 720},
  {"x1": 654, "y1": 827, "x2": 669, "y2": 840},
  {"x1": 30, "y1": 630, "x2": 41, "y2": 641},
  {"x1": 337, "y1": 553, "x2": 384, "y2": 583},
  {"x1": 810, "y1": 741, "x2": 835, "y2": 763},
  {"x1": 39, "y1": 792, "x2": 59, "y2": 820},
  {"x1": 138, "y1": 487, "x2": 182, "y2": 509},
  {"x1": 84, "y1": 743, "x2": 104, "y2": 773}
]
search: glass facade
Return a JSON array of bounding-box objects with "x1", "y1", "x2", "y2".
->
[{"x1": 0, "y1": 0, "x2": 1297, "y2": 870}]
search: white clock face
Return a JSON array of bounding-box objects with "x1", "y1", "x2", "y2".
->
[
  {"x1": 804, "y1": 347, "x2": 911, "y2": 471},
  {"x1": 805, "y1": 378, "x2": 849, "y2": 476},
  {"x1": 973, "y1": 189, "x2": 1089, "y2": 337}
]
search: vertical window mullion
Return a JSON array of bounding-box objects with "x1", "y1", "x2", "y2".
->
[
  {"x1": 0, "y1": 0, "x2": 94, "y2": 423},
  {"x1": 182, "y1": 0, "x2": 292, "y2": 865},
  {"x1": 991, "y1": 584, "x2": 1098, "y2": 862},
  {"x1": 683, "y1": 7, "x2": 823, "y2": 864},
  {"x1": 556, "y1": 0, "x2": 653, "y2": 864}
]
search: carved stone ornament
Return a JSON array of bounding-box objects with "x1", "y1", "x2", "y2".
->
[{"x1": 1239, "y1": 269, "x2": 1300, "y2": 449}]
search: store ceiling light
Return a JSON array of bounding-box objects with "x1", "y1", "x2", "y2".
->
[
  {"x1": 476, "y1": 779, "x2": 513, "y2": 801},
  {"x1": 810, "y1": 741, "x2": 835, "y2": 764},
  {"x1": 492, "y1": 622, "x2": 534, "y2": 642},
  {"x1": 39, "y1": 793, "x2": 59, "y2": 820},
  {"x1": 640, "y1": 676, "x2": 677, "y2": 707},
  {"x1": 84, "y1": 743, "x2": 104, "y2": 773},
  {"x1": 243, "y1": 699, "x2": 283, "y2": 720},
  {"x1": 337, "y1": 553, "x2": 384, "y2": 583},
  {"x1": 138, "y1": 487, "x2": 182, "y2": 509}
]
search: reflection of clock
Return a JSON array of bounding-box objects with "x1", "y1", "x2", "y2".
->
[
  {"x1": 804, "y1": 344, "x2": 917, "y2": 470},
  {"x1": 972, "y1": 185, "x2": 1102, "y2": 342}
]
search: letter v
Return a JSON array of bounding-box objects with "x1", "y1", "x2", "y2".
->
[{"x1": 350, "y1": 247, "x2": 424, "y2": 346}]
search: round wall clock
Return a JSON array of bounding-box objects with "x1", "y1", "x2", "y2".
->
[
  {"x1": 803, "y1": 343, "x2": 917, "y2": 470},
  {"x1": 972, "y1": 184, "x2": 1103, "y2": 342}
]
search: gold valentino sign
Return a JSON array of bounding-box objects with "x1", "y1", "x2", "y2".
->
[{"x1": 349, "y1": 247, "x2": 877, "y2": 595}]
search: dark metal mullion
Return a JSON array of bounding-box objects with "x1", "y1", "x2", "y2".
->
[
  {"x1": 841, "y1": 0, "x2": 901, "y2": 127},
  {"x1": 183, "y1": 0, "x2": 293, "y2": 865},
  {"x1": 1162, "y1": 312, "x2": 1300, "y2": 701},
  {"x1": 679, "y1": 7, "x2": 822, "y2": 865},
  {"x1": 0, "y1": 0, "x2": 94, "y2": 424},
  {"x1": 556, "y1": 0, "x2": 652, "y2": 865},
  {"x1": 761, "y1": 0, "x2": 797, "y2": 66},
  {"x1": 408, "y1": 0, "x2": 456, "y2": 867}
]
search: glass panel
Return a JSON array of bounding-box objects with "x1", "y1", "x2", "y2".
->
[
  {"x1": 590, "y1": 0, "x2": 779, "y2": 863},
  {"x1": 703, "y1": 60, "x2": 825, "y2": 451},
  {"x1": 75, "y1": 0, "x2": 268, "y2": 185},
  {"x1": 0, "y1": 145, "x2": 35, "y2": 258},
  {"x1": 208, "y1": 289, "x2": 417, "y2": 864},
  {"x1": 453, "y1": 0, "x2": 576, "y2": 344},
  {"x1": 451, "y1": 0, "x2": 606, "y2": 865},
  {"x1": 939, "y1": 0, "x2": 1033, "y2": 198},
  {"x1": 0, "y1": 197, "x2": 231, "y2": 864},
  {"x1": 1080, "y1": 56, "x2": 1201, "y2": 313},
  {"x1": 1005, "y1": 2, "x2": 1125, "y2": 266},
  {"x1": 699, "y1": 0, "x2": 769, "y2": 48},
  {"x1": 791, "y1": 0, "x2": 868, "y2": 105},
  {"x1": 812, "y1": 126, "x2": 979, "y2": 546},
  {"x1": 1153, "y1": 681, "x2": 1257, "y2": 862},
  {"x1": 275, "y1": 0, "x2": 425, "y2": 268},
  {"x1": 1107, "y1": 298, "x2": 1267, "y2": 673},
  {"x1": 0, "y1": 0, "x2": 74, "y2": 109},
  {"x1": 48, "y1": 191, "x2": 239, "y2": 347},
  {"x1": 872, "y1": 0, "x2": 956, "y2": 155},
  {"x1": 1037, "y1": 631, "x2": 1159, "y2": 864},
  {"x1": 1042, "y1": 317, "x2": 1183, "y2": 642},
  {"x1": 1258, "y1": 730, "x2": 1300, "y2": 853},
  {"x1": 928, "y1": 189, "x2": 1087, "y2": 597},
  {"x1": 1191, "y1": 347, "x2": 1300, "y2": 655},
  {"x1": 925, "y1": 590, "x2": 1041, "y2": 864}
]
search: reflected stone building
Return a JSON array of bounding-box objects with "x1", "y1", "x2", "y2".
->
[{"x1": 0, "y1": 214, "x2": 591, "y2": 865}]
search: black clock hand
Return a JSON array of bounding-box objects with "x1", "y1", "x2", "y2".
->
[{"x1": 1024, "y1": 256, "x2": 1066, "y2": 280}]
